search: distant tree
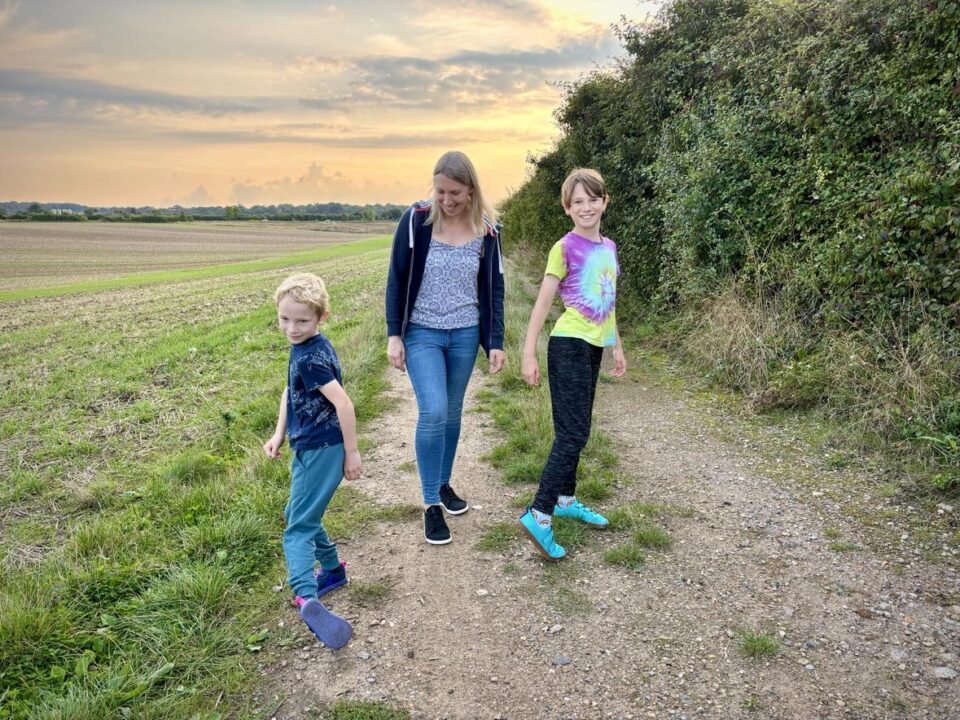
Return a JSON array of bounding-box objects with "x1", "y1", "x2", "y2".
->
[
  {"x1": 27, "y1": 203, "x2": 43, "y2": 214},
  {"x1": 0, "y1": 207, "x2": 6, "y2": 218},
  {"x1": 361, "y1": 207, "x2": 376, "y2": 222},
  {"x1": 224, "y1": 205, "x2": 241, "y2": 220}
]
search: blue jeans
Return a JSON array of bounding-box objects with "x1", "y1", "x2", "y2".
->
[
  {"x1": 404, "y1": 323, "x2": 480, "y2": 505},
  {"x1": 284, "y1": 444, "x2": 344, "y2": 599}
]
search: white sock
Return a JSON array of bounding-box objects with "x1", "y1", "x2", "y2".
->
[
  {"x1": 531, "y1": 508, "x2": 552, "y2": 526},
  {"x1": 558, "y1": 495, "x2": 575, "y2": 508}
]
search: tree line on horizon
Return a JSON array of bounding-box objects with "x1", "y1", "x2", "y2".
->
[
  {"x1": 500, "y1": 0, "x2": 959, "y2": 492},
  {"x1": 0, "y1": 200, "x2": 406, "y2": 223}
]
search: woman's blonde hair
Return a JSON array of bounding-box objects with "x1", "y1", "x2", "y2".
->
[
  {"x1": 426, "y1": 150, "x2": 497, "y2": 236},
  {"x1": 561, "y1": 168, "x2": 608, "y2": 208},
  {"x1": 274, "y1": 272, "x2": 330, "y2": 317}
]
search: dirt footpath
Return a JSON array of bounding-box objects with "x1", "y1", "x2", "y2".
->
[{"x1": 260, "y1": 360, "x2": 960, "y2": 720}]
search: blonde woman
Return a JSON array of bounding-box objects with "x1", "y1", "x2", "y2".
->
[{"x1": 385, "y1": 151, "x2": 506, "y2": 545}]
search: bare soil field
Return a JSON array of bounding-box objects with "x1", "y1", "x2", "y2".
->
[{"x1": 0, "y1": 220, "x2": 396, "y2": 290}]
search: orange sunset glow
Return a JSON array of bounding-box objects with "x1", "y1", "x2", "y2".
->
[{"x1": 0, "y1": 1, "x2": 662, "y2": 207}]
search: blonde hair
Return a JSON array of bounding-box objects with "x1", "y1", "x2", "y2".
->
[
  {"x1": 274, "y1": 272, "x2": 330, "y2": 318},
  {"x1": 427, "y1": 150, "x2": 497, "y2": 236},
  {"x1": 561, "y1": 168, "x2": 608, "y2": 208}
]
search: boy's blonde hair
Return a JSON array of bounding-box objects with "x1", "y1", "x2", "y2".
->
[
  {"x1": 561, "y1": 168, "x2": 608, "y2": 208},
  {"x1": 427, "y1": 150, "x2": 497, "y2": 236},
  {"x1": 274, "y1": 273, "x2": 330, "y2": 318}
]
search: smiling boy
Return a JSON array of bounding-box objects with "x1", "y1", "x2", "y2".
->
[{"x1": 263, "y1": 272, "x2": 361, "y2": 648}]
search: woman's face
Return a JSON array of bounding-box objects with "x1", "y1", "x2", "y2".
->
[{"x1": 434, "y1": 173, "x2": 471, "y2": 219}]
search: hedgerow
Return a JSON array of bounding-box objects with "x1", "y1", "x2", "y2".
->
[{"x1": 500, "y1": 0, "x2": 960, "y2": 491}]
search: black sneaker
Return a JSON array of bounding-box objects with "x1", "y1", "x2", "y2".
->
[
  {"x1": 439, "y1": 483, "x2": 469, "y2": 515},
  {"x1": 423, "y1": 505, "x2": 451, "y2": 545}
]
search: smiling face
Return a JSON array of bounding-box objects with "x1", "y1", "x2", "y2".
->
[
  {"x1": 433, "y1": 173, "x2": 472, "y2": 220},
  {"x1": 564, "y1": 181, "x2": 609, "y2": 237},
  {"x1": 277, "y1": 294, "x2": 324, "y2": 345}
]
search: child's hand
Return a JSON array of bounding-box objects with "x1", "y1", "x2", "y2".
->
[
  {"x1": 263, "y1": 434, "x2": 284, "y2": 459},
  {"x1": 610, "y1": 346, "x2": 627, "y2": 378},
  {"x1": 521, "y1": 354, "x2": 540, "y2": 386},
  {"x1": 343, "y1": 449, "x2": 362, "y2": 481}
]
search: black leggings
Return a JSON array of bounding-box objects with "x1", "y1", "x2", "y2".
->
[{"x1": 532, "y1": 336, "x2": 603, "y2": 515}]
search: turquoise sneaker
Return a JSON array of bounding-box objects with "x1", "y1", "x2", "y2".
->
[
  {"x1": 518, "y1": 509, "x2": 566, "y2": 561},
  {"x1": 553, "y1": 499, "x2": 608, "y2": 527}
]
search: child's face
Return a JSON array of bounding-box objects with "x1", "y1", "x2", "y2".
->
[
  {"x1": 277, "y1": 295, "x2": 323, "y2": 344},
  {"x1": 564, "y1": 182, "x2": 608, "y2": 235}
]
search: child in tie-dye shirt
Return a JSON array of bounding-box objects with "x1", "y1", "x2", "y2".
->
[{"x1": 518, "y1": 168, "x2": 627, "y2": 561}]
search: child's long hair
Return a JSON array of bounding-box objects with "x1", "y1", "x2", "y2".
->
[
  {"x1": 426, "y1": 151, "x2": 497, "y2": 237},
  {"x1": 274, "y1": 273, "x2": 330, "y2": 317}
]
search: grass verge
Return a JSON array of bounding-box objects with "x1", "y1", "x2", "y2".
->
[{"x1": 0, "y1": 242, "x2": 397, "y2": 718}]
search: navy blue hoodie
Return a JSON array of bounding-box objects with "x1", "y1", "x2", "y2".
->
[{"x1": 385, "y1": 201, "x2": 505, "y2": 355}]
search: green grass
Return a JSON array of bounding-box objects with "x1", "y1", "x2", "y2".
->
[
  {"x1": 0, "y1": 239, "x2": 396, "y2": 718},
  {"x1": 603, "y1": 544, "x2": 647, "y2": 571},
  {"x1": 736, "y1": 630, "x2": 780, "y2": 658},
  {"x1": 475, "y1": 522, "x2": 522, "y2": 552},
  {"x1": 828, "y1": 540, "x2": 859, "y2": 552},
  {"x1": 632, "y1": 523, "x2": 673, "y2": 550},
  {"x1": 323, "y1": 699, "x2": 410, "y2": 720},
  {"x1": 348, "y1": 578, "x2": 396, "y2": 607}
]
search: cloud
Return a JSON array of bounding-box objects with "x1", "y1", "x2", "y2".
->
[
  {"x1": 181, "y1": 185, "x2": 213, "y2": 205},
  {"x1": 0, "y1": 0, "x2": 19, "y2": 30},
  {"x1": 290, "y1": 33, "x2": 619, "y2": 112},
  {"x1": 0, "y1": 68, "x2": 271, "y2": 119},
  {"x1": 165, "y1": 126, "x2": 542, "y2": 148},
  {"x1": 231, "y1": 163, "x2": 355, "y2": 205}
]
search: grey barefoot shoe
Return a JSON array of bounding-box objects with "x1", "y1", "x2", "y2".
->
[{"x1": 299, "y1": 598, "x2": 353, "y2": 649}]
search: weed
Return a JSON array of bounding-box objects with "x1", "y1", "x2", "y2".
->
[
  {"x1": 603, "y1": 544, "x2": 646, "y2": 571},
  {"x1": 828, "y1": 540, "x2": 858, "y2": 552},
  {"x1": 475, "y1": 522, "x2": 522, "y2": 553},
  {"x1": 323, "y1": 699, "x2": 410, "y2": 720},
  {"x1": 632, "y1": 523, "x2": 673, "y2": 550},
  {"x1": 823, "y1": 527, "x2": 842, "y2": 539},
  {"x1": 348, "y1": 578, "x2": 395, "y2": 608},
  {"x1": 736, "y1": 629, "x2": 780, "y2": 658}
]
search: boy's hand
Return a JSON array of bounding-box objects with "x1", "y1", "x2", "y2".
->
[
  {"x1": 521, "y1": 354, "x2": 540, "y2": 386},
  {"x1": 343, "y1": 449, "x2": 362, "y2": 481},
  {"x1": 610, "y1": 346, "x2": 627, "y2": 378},
  {"x1": 263, "y1": 434, "x2": 284, "y2": 459},
  {"x1": 488, "y1": 349, "x2": 506, "y2": 374}
]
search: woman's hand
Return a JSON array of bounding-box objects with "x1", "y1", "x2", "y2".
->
[
  {"x1": 488, "y1": 349, "x2": 506, "y2": 374},
  {"x1": 387, "y1": 335, "x2": 406, "y2": 372}
]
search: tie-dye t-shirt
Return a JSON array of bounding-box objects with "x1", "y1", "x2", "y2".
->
[{"x1": 545, "y1": 232, "x2": 619, "y2": 347}]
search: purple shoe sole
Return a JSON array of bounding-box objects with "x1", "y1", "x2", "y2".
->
[{"x1": 300, "y1": 598, "x2": 352, "y2": 649}]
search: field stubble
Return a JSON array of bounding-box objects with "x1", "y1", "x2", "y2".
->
[
  {"x1": 0, "y1": 220, "x2": 395, "y2": 290},
  {"x1": 0, "y1": 229, "x2": 400, "y2": 718}
]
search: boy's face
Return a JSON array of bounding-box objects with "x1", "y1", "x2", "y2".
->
[
  {"x1": 564, "y1": 182, "x2": 608, "y2": 235},
  {"x1": 277, "y1": 295, "x2": 324, "y2": 345}
]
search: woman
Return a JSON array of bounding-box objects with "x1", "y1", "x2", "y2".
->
[{"x1": 385, "y1": 150, "x2": 506, "y2": 545}]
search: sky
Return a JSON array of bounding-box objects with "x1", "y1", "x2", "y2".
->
[{"x1": 0, "y1": 0, "x2": 661, "y2": 207}]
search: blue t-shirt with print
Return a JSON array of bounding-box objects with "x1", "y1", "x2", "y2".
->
[{"x1": 286, "y1": 333, "x2": 344, "y2": 451}]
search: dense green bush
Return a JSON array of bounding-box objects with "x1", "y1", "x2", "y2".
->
[{"x1": 501, "y1": 0, "x2": 960, "y2": 489}]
